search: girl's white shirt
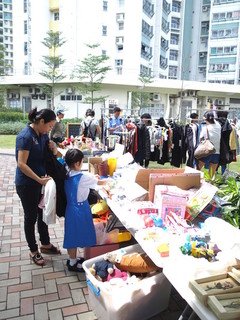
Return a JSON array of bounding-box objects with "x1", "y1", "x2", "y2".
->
[{"x1": 68, "y1": 170, "x2": 98, "y2": 202}]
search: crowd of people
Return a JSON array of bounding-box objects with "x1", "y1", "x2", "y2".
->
[{"x1": 14, "y1": 106, "x2": 239, "y2": 270}]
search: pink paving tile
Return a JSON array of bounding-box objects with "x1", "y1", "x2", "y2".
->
[
  {"x1": 20, "y1": 297, "x2": 34, "y2": 315},
  {"x1": 44, "y1": 271, "x2": 66, "y2": 280},
  {"x1": 57, "y1": 283, "x2": 71, "y2": 299},
  {"x1": 9, "y1": 266, "x2": 21, "y2": 278},
  {"x1": 34, "y1": 293, "x2": 59, "y2": 304},
  {"x1": 62, "y1": 303, "x2": 89, "y2": 317},
  {"x1": 8, "y1": 283, "x2": 32, "y2": 293},
  {"x1": 0, "y1": 256, "x2": 20, "y2": 263}
]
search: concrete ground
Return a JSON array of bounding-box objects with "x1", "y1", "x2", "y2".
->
[{"x1": 0, "y1": 149, "x2": 188, "y2": 320}]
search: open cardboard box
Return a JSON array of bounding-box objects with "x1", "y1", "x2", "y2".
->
[
  {"x1": 88, "y1": 156, "x2": 103, "y2": 173},
  {"x1": 135, "y1": 167, "x2": 201, "y2": 202}
]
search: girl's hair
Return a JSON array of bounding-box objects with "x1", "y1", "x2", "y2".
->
[
  {"x1": 28, "y1": 108, "x2": 56, "y2": 124},
  {"x1": 204, "y1": 111, "x2": 215, "y2": 124},
  {"x1": 65, "y1": 148, "x2": 84, "y2": 168},
  {"x1": 85, "y1": 109, "x2": 95, "y2": 117}
]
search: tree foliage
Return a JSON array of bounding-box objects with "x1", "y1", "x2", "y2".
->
[
  {"x1": 131, "y1": 74, "x2": 153, "y2": 109},
  {"x1": 39, "y1": 31, "x2": 66, "y2": 110},
  {"x1": 72, "y1": 43, "x2": 111, "y2": 109}
]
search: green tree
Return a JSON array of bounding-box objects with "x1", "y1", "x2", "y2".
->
[
  {"x1": 131, "y1": 74, "x2": 153, "y2": 110},
  {"x1": 39, "y1": 31, "x2": 66, "y2": 110},
  {"x1": 0, "y1": 44, "x2": 9, "y2": 109},
  {"x1": 72, "y1": 43, "x2": 111, "y2": 110}
]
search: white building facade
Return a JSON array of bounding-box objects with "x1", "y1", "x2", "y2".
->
[{"x1": 1, "y1": 0, "x2": 240, "y2": 120}]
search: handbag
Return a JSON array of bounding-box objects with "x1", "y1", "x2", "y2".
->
[
  {"x1": 194, "y1": 126, "x2": 216, "y2": 160},
  {"x1": 88, "y1": 189, "x2": 102, "y2": 205}
]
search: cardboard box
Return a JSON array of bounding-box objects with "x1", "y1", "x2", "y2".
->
[
  {"x1": 88, "y1": 157, "x2": 103, "y2": 174},
  {"x1": 84, "y1": 243, "x2": 120, "y2": 260},
  {"x1": 148, "y1": 172, "x2": 201, "y2": 202},
  {"x1": 135, "y1": 168, "x2": 184, "y2": 191},
  {"x1": 83, "y1": 244, "x2": 171, "y2": 320}
]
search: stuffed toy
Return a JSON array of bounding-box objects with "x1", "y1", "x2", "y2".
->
[
  {"x1": 105, "y1": 251, "x2": 160, "y2": 274},
  {"x1": 106, "y1": 267, "x2": 128, "y2": 282},
  {"x1": 89, "y1": 259, "x2": 114, "y2": 281}
]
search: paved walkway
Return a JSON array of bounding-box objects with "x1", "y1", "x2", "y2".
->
[{"x1": 0, "y1": 149, "x2": 187, "y2": 320}]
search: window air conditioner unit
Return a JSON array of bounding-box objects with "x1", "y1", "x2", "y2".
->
[
  {"x1": 31, "y1": 94, "x2": 38, "y2": 99},
  {"x1": 181, "y1": 92, "x2": 188, "y2": 97},
  {"x1": 215, "y1": 99, "x2": 224, "y2": 105},
  {"x1": 200, "y1": 53, "x2": 205, "y2": 58},
  {"x1": 39, "y1": 94, "x2": 46, "y2": 100},
  {"x1": 116, "y1": 13, "x2": 124, "y2": 22},
  {"x1": 188, "y1": 90, "x2": 195, "y2": 97},
  {"x1": 202, "y1": 6, "x2": 208, "y2": 12},
  {"x1": 66, "y1": 87, "x2": 74, "y2": 94},
  {"x1": 153, "y1": 94, "x2": 161, "y2": 101},
  {"x1": 116, "y1": 37, "x2": 124, "y2": 45}
]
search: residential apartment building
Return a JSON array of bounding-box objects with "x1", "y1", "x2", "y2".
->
[{"x1": 1, "y1": 0, "x2": 240, "y2": 118}]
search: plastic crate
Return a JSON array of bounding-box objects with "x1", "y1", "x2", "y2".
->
[{"x1": 82, "y1": 244, "x2": 171, "y2": 320}]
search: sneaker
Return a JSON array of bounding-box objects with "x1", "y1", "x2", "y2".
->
[{"x1": 67, "y1": 261, "x2": 84, "y2": 272}]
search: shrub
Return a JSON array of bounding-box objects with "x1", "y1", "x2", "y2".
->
[
  {"x1": 0, "y1": 111, "x2": 25, "y2": 122},
  {"x1": 62, "y1": 118, "x2": 83, "y2": 124},
  {"x1": 0, "y1": 122, "x2": 26, "y2": 135}
]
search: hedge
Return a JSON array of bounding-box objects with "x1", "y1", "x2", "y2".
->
[
  {"x1": 0, "y1": 111, "x2": 25, "y2": 122},
  {"x1": 0, "y1": 122, "x2": 26, "y2": 135}
]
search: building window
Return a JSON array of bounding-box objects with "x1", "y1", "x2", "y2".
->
[
  {"x1": 172, "y1": 1, "x2": 181, "y2": 12},
  {"x1": 54, "y1": 12, "x2": 59, "y2": 20},
  {"x1": 115, "y1": 59, "x2": 123, "y2": 66},
  {"x1": 24, "y1": 62, "x2": 28, "y2": 75},
  {"x1": 24, "y1": 42, "x2": 28, "y2": 55},
  {"x1": 102, "y1": 25, "x2": 107, "y2": 36},
  {"x1": 118, "y1": 22, "x2": 124, "y2": 30},
  {"x1": 171, "y1": 17, "x2": 180, "y2": 29},
  {"x1": 118, "y1": 0, "x2": 125, "y2": 7},
  {"x1": 60, "y1": 95, "x2": 82, "y2": 101},
  {"x1": 170, "y1": 33, "x2": 179, "y2": 45},
  {"x1": 103, "y1": 1, "x2": 108, "y2": 11},
  {"x1": 201, "y1": 21, "x2": 209, "y2": 35},
  {"x1": 24, "y1": 20, "x2": 27, "y2": 34},
  {"x1": 116, "y1": 67, "x2": 122, "y2": 75},
  {"x1": 169, "y1": 49, "x2": 178, "y2": 61},
  {"x1": 168, "y1": 66, "x2": 178, "y2": 78},
  {"x1": 23, "y1": 0, "x2": 27, "y2": 12},
  {"x1": 4, "y1": 12, "x2": 12, "y2": 20}
]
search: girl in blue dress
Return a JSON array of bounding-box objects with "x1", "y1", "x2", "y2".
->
[{"x1": 64, "y1": 149, "x2": 97, "y2": 272}]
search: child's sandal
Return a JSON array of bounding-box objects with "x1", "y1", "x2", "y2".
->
[{"x1": 29, "y1": 252, "x2": 45, "y2": 267}]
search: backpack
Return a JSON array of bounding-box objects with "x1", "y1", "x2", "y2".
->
[{"x1": 83, "y1": 120, "x2": 96, "y2": 140}]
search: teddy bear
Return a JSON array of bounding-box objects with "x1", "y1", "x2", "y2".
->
[
  {"x1": 106, "y1": 267, "x2": 128, "y2": 282},
  {"x1": 89, "y1": 259, "x2": 114, "y2": 281},
  {"x1": 105, "y1": 251, "x2": 160, "y2": 274}
]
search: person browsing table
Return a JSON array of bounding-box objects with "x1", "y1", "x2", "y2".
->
[{"x1": 15, "y1": 108, "x2": 61, "y2": 267}]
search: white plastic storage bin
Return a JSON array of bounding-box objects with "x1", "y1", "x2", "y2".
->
[{"x1": 82, "y1": 243, "x2": 171, "y2": 320}]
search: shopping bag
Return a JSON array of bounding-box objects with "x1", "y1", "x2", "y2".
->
[{"x1": 194, "y1": 139, "x2": 216, "y2": 159}]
